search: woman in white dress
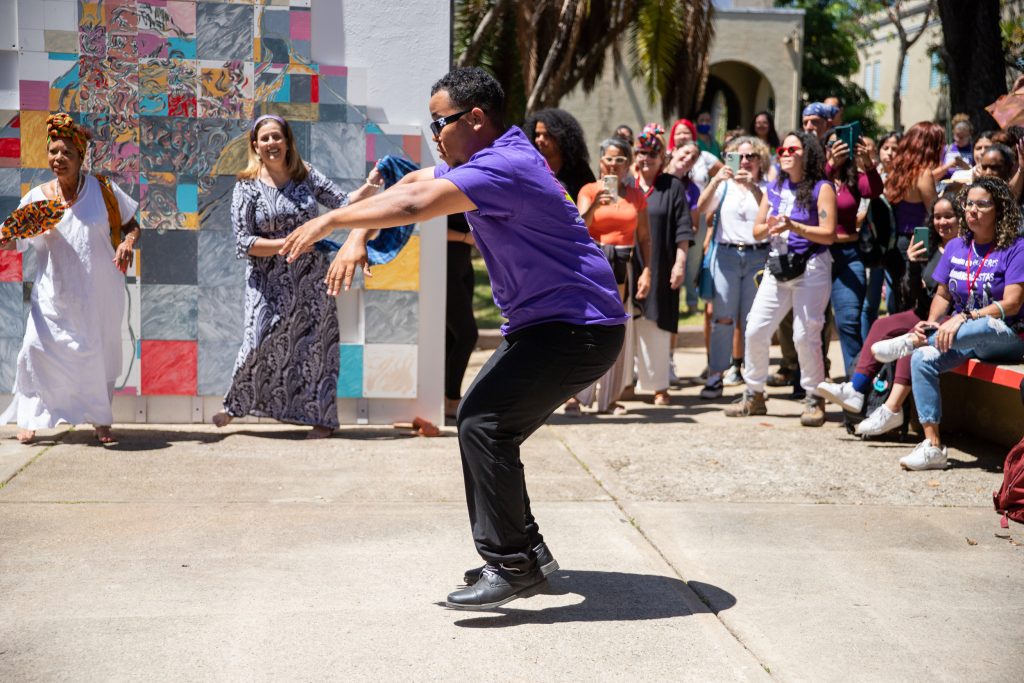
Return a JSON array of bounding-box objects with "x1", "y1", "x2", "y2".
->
[{"x1": 0, "y1": 113, "x2": 139, "y2": 444}]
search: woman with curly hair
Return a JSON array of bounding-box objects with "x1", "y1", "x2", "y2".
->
[
  {"x1": 871, "y1": 177, "x2": 1024, "y2": 469},
  {"x1": 725, "y1": 131, "x2": 837, "y2": 426},
  {"x1": 883, "y1": 121, "x2": 944, "y2": 313},
  {"x1": 523, "y1": 108, "x2": 595, "y2": 202}
]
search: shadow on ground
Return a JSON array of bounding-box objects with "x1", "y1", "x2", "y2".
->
[{"x1": 446, "y1": 570, "x2": 735, "y2": 627}]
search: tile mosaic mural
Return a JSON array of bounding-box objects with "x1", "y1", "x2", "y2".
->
[{"x1": 1, "y1": 0, "x2": 426, "y2": 405}]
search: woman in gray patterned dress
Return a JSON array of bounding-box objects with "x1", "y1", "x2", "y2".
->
[{"x1": 213, "y1": 114, "x2": 383, "y2": 438}]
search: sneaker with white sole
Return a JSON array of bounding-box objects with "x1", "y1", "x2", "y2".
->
[
  {"x1": 700, "y1": 374, "x2": 724, "y2": 399},
  {"x1": 855, "y1": 404, "x2": 904, "y2": 437},
  {"x1": 722, "y1": 365, "x2": 744, "y2": 386},
  {"x1": 871, "y1": 334, "x2": 918, "y2": 363},
  {"x1": 899, "y1": 439, "x2": 948, "y2": 471},
  {"x1": 816, "y1": 381, "x2": 864, "y2": 413}
]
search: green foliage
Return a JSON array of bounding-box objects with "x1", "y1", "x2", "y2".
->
[{"x1": 775, "y1": 0, "x2": 884, "y2": 137}]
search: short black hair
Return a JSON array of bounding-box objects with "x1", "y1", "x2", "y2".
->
[{"x1": 430, "y1": 67, "x2": 505, "y2": 125}]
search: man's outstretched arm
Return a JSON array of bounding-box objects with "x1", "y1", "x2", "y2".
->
[{"x1": 279, "y1": 176, "x2": 476, "y2": 261}]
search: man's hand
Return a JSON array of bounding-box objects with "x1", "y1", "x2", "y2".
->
[
  {"x1": 636, "y1": 266, "x2": 652, "y2": 299},
  {"x1": 325, "y1": 230, "x2": 371, "y2": 296},
  {"x1": 280, "y1": 215, "x2": 328, "y2": 262}
]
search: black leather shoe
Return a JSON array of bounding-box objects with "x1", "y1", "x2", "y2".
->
[
  {"x1": 446, "y1": 564, "x2": 547, "y2": 610},
  {"x1": 462, "y1": 542, "x2": 558, "y2": 585}
]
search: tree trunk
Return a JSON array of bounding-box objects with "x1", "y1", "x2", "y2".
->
[
  {"x1": 936, "y1": 0, "x2": 1006, "y2": 132},
  {"x1": 892, "y1": 49, "x2": 906, "y2": 133}
]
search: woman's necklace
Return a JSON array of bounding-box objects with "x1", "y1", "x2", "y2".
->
[{"x1": 54, "y1": 172, "x2": 85, "y2": 207}]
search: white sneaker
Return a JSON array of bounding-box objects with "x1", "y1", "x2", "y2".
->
[
  {"x1": 871, "y1": 334, "x2": 918, "y2": 363},
  {"x1": 899, "y1": 439, "x2": 948, "y2": 471},
  {"x1": 855, "y1": 404, "x2": 904, "y2": 436},
  {"x1": 722, "y1": 365, "x2": 744, "y2": 386},
  {"x1": 816, "y1": 381, "x2": 864, "y2": 413}
]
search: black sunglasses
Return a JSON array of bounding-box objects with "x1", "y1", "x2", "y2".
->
[{"x1": 430, "y1": 109, "x2": 472, "y2": 137}]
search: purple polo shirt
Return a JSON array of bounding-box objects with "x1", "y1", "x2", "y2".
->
[{"x1": 434, "y1": 126, "x2": 627, "y2": 335}]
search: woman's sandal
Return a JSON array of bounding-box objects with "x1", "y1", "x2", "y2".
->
[
  {"x1": 212, "y1": 412, "x2": 233, "y2": 428},
  {"x1": 563, "y1": 399, "x2": 582, "y2": 417},
  {"x1": 16, "y1": 429, "x2": 35, "y2": 444},
  {"x1": 654, "y1": 391, "x2": 671, "y2": 406},
  {"x1": 94, "y1": 426, "x2": 116, "y2": 444},
  {"x1": 306, "y1": 425, "x2": 333, "y2": 440}
]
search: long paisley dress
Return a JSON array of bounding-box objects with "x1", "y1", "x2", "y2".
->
[{"x1": 225, "y1": 166, "x2": 347, "y2": 428}]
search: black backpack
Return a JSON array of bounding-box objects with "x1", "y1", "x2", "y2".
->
[
  {"x1": 842, "y1": 360, "x2": 911, "y2": 440},
  {"x1": 858, "y1": 197, "x2": 895, "y2": 269}
]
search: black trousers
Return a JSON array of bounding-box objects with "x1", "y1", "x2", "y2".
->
[
  {"x1": 456, "y1": 322, "x2": 625, "y2": 571},
  {"x1": 445, "y1": 242, "x2": 478, "y2": 400}
]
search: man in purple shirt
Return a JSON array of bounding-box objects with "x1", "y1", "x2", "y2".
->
[{"x1": 282, "y1": 67, "x2": 626, "y2": 610}]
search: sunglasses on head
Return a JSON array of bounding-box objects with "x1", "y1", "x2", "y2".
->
[
  {"x1": 776, "y1": 145, "x2": 802, "y2": 157},
  {"x1": 429, "y1": 109, "x2": 472, "y2": 137}
]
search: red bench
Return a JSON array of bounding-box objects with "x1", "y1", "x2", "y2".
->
[{"x1": 951, "y1": 359, "x2": 1024, "y2": 403}]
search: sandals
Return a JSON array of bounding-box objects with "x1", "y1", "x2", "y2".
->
[
  {"x1": 16, "y1": 429, "x2": 35, "y2": 444},
  {"x1": 94, "y1": 426, "x2": 116, "y2": 444},
  {"x1": 563, "y1": 399, "x2": 582, "y2": 417},
  {"x1": 653, "y1": 391, "x2": 671, "y2": 406}
]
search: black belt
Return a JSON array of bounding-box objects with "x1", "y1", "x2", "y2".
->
[{"x1": 720, "y1": 242, "x2": 769, "y2": 250}]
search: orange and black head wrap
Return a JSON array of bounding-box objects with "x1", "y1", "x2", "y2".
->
[{"x1": 46, "y1": 112, "x2": 89, "y2": 159}]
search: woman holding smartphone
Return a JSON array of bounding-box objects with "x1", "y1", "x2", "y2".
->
[
  {"x1": 870, "y1": 177, "x2": 1024, "y2": 469},
  {"x1": 725, "y1": 131, "x2": 837, "y2": 426},
  {"x1": 818, "y1": 191, "x2": 961, "y2": 436},
  {"x1": 567, "y1": 139, "x2": 652, "y2": 415}
]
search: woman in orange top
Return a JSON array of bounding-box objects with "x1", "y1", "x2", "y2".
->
[{"x1": 567, "y1": 138, "x2": 652, "y2": 415}]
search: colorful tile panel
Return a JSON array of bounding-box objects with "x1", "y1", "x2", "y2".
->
[{"x1": 2, "y1": 0, "x2": 425, "y2": 404}]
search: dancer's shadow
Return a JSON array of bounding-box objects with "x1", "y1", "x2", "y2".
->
[{"x1": 446, "y1": 570, "x2": 735, "y2": 627}]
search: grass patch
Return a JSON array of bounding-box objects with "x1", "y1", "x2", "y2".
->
[{"x1": 472, "y1": 255, "x2": 706, "y2": 330}]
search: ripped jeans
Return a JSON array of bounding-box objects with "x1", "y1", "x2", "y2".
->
[{"x1": 910, "y1": 317, "x2": 1024, "y2": 425}]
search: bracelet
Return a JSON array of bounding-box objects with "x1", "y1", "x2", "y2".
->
[
  {"x1": 365, "y1": 179, "x2": 384, "y2": 189},
  {"x1": 995, "y1": 301, "x2": 1006, "y2": 319}
]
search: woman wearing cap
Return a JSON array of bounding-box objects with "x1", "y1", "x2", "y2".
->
[
  {"x1": 212, "y1": 114, "x2": 383, "y2": 438},
  {"x1": 0, "y1": 113, "x2": 139, "y2": 444}
]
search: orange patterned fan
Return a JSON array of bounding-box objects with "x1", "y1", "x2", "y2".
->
[{"x1": 0, "y1": 200, "x2": 67, "y2": 245}]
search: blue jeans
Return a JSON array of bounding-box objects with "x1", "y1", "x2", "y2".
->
[
  {"x1": 830, "y1": 243, "x2": 866, "y2": 377},
  {"x1": 910, "y1": 318, "x2": 1024, "y2": 424},
  {"x1": 709, "y1": 243, "x2": 768, "y2": 374},
  {"x1": 861, "y1": 266, "x2": 888, "y2": 340}
]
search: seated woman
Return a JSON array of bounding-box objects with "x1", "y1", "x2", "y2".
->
[
  {"x1": 817, "y1": 191, "x2": 961, "y2": 435},
  {"x1": 566, "y1": 139, "x2": 652, "y2": 415},
  {"x1": 871, "y1": 177, "x2": 1024, "y2": 470}
]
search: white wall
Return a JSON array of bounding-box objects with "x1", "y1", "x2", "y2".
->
[{"x1": 312, "y1": 0, "x2": 450, "y2": 426}]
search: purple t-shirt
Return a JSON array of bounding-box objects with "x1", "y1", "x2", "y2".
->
[
  {"x1": 434, "y1": 126, "x2": 628, "y2": 335},
  {"x1": 932, "y1": 236, "x2": 1024, "y2": 325},
  {"x1": 766, "y1": 178, "x2": 832, "y2": 255}
]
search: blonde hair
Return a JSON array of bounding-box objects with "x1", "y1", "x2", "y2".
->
[
  {"x1": 725, "y1": 135, "x2": 770, "y2": 178},
  {"x1": 237, "y1": 116, "x2": 309, "y2": 182}
]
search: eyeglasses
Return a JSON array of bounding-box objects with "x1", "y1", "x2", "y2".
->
[
  {"x1": 776, "y1": 146, "x2": 802, "y2": 157},
  {"x1": 429, "y1": 109, "x2": 472, "y2": 137},
  {"x1": 601, "y1": 156, "x2": 629, "y2": 165},
  {"x1": 963, "y1": 199, "x2": 995, "y2": 210}
]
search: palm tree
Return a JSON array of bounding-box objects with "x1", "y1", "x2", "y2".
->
[{"x1": 454, "y1": 0, "x2": 715, "y2": 123}]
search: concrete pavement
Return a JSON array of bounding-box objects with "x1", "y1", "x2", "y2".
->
[{"x1": 1, "y1": 344, "x2": 1021, "y2": 681}]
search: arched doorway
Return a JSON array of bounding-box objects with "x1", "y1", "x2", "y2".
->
[{"x1": 702, "y1": 61, "x2": 777, "y2": 140}]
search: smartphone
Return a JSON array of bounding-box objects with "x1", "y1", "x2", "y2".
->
[
  {"x1": 726, "y1": 152, "x2": 741, "y2": 173},
  {"x1": 601, "y1": 175, "x2": 619, "y2": 201},
  {"x1": 912, "y1": 226, "x2": 930, "y2": 250},
  {"x1": 835, "y1": 120, "x2": 862, "y2": 150}
]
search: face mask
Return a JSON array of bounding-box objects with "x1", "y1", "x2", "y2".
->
[{"x1": 697, "y1": 123, "x2": 711, "y2": 134}]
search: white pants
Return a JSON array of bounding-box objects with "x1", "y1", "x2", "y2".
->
[
  {"x1": 743, "y1": 250, "x2": 833, "y2": 395},
  {"x1": 634, "y1": 317, "x2": 671, "y2": 393}
]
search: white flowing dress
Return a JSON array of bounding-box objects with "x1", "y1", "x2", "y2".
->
[{"x1": 0, "y1": 175, "x2": 137, "y2": 429}]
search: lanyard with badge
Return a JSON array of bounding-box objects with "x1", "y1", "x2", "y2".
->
[{"x1": 965, "y1": 242, "x2": 993, "y2": 310}]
